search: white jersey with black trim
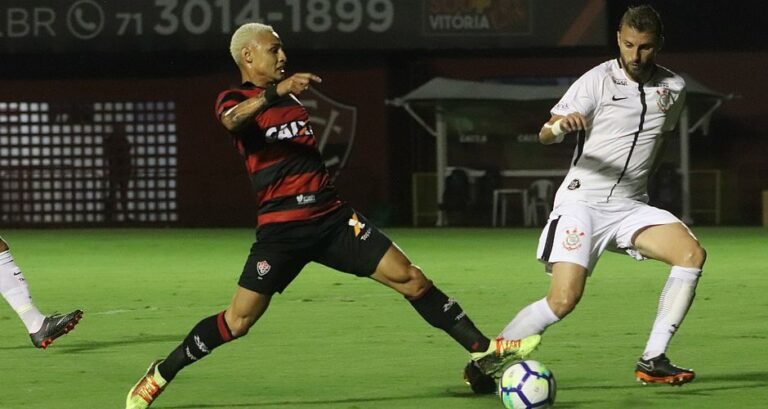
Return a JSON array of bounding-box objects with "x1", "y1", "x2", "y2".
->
[{"x1": 551, "y1": 58, "x2": 686, "y2": 207}]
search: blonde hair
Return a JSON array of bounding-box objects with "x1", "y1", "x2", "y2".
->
[{"x1": 229, "y1": 23, "x2": 275, "y2": 64}]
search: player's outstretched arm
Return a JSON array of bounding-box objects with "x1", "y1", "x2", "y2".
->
[
  {"x1": 220, "y1": 73, "x2": 322, "y2": 131},
  {"x1": 539, "y1": 113, "x2": 587, "y2": 145},
  {"x1": 276, "y1": 72, "x2": 322, "y2": 97}
]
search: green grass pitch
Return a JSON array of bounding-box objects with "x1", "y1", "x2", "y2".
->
[{"x1": 0, "y1": 227, "x2": 766, "y2": 409}]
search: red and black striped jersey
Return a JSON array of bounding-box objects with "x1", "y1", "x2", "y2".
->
[{"x1": 215, "y1": 82, "x2": 342, "y2": 227}]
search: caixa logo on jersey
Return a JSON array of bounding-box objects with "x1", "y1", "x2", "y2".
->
[
  {"x1": 302, "y1": 88, "x2": 357, "y2": 182},
  {"x1": 264, "y1": 120, "x2": 313, "y2": 142}
]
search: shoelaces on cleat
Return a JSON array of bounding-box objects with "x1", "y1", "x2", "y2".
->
[
  {"x1": 495, "y1": 338, "x2": 521, "y2": 354},
  {"x1": 496, "y1": 339, "x2": 520, "y2": 355},
  {"x1": 135, "y1": 377, "x2": 162, "y2": 403}
]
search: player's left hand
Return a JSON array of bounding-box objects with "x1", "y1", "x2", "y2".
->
[{"x1": 559, "y1": 112, "x2": 588, "y2": 133}]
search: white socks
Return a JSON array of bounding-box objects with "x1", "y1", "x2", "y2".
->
[
  {"x1": 642, "y1": 266, "x2": 701, "y2": 360},
  {"x1": 0, "y1": 250, "x2": 45, "y2": 333},
  {"x1": 500, "y1": 297, "x2": 560, "y2": 340},
  {"x1": 497, "y1": 266, "x2": 701, "y2": 356}
]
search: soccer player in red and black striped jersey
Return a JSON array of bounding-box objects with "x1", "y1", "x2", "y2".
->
[{"x1": 125, "y1": 23, "x2": 540, "y2": 408}]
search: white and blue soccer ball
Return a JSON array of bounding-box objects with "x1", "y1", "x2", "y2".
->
[{"x1": 498, "y1": 360, "x2": 556, "y2": 409}]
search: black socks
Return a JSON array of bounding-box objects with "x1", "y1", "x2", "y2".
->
[
  {"x1": 407, "y1": 282, "x2": 490, "y2": 353},
  {"x1": 158, "y1": 311, "x2": 235, "y2": 381}
]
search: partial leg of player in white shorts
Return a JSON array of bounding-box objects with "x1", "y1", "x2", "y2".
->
[
  {"x1": 0, "y1": 237, "x2": 83, "y2": 348},
  {"x1": 629, "y1": 213, "x2": 705, "y2": 385}
]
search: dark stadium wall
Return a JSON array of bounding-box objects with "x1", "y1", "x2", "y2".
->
[{"x1": 0, "y1": 76, "x2": 248, "y2": 226}]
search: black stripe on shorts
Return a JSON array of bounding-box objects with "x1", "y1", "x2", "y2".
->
[{"x1": 541, "y1": 215, "x2": 561, "y2": 262}]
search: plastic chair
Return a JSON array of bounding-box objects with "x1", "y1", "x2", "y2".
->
[
  {"x1": 492, "y1": 188, "x2": 528, "y2": 227},
  {"x1": 526, "y1": 179, "x2": 555, "y2": 226}
]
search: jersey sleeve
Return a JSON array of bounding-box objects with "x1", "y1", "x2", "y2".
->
[
  {"x1": 214, "y1": 90, "x2": 249, "y2": 119},
  {"x1": 551, "y1": 68, "x2": 601, "y2": 118}
]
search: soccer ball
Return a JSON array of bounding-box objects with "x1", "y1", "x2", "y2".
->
[{"x1": 498, "y1": 360, "x2": 556, "y2": 409}]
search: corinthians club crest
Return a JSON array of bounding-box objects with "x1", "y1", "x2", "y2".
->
[
  {"x1": 303, "y1": 88, "x2": 357, "y2": 183},
  {"x1": 656, "y1": 88, "x2": 675, "y2": 113},
  {"x1": 562, "y1": 227, "x2": 585, "y2": 251}
]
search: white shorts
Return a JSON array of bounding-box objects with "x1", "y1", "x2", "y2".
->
[{"x1": 536, "y1": 199, "x2": 684, "y2": 275}]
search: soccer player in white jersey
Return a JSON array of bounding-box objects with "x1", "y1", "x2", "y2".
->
[
  {"x1": 463, "y1": 5, "x2": 704, "y2": 391},
  {"x1": 0, "y1": 237, "x2": 82, "y2": 348}
]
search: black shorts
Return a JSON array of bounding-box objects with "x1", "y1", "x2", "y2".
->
[{"x1": 239, "y1": 205, "x2": 392, "y2": 295}]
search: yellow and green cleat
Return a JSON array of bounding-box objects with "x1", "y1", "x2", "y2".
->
[
  {"x1": 126, "y1": 360, "x2": 168, "y2": 409},
  {"x1": 469, "y1": 335, "x2": 542, "y2": 378}
]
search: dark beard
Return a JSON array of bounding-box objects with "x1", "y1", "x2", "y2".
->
[{"x1": 621, "y1": 57, "x2": 651, "y2": 82}]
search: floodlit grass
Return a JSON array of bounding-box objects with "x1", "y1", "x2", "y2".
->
[{"x1": 0, "y1": 227, "x2": 766, "y2": 409}]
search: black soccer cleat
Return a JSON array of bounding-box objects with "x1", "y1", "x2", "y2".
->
[
  {"x1": 30, "y1": 309, "x2": 83, "y2": 349},
  {"x1": 635, "y1": 354, "x2": 695, "y2": 386},
  {"x1": 463, "y1": 360, "x2": 497, "y2": 394}
]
